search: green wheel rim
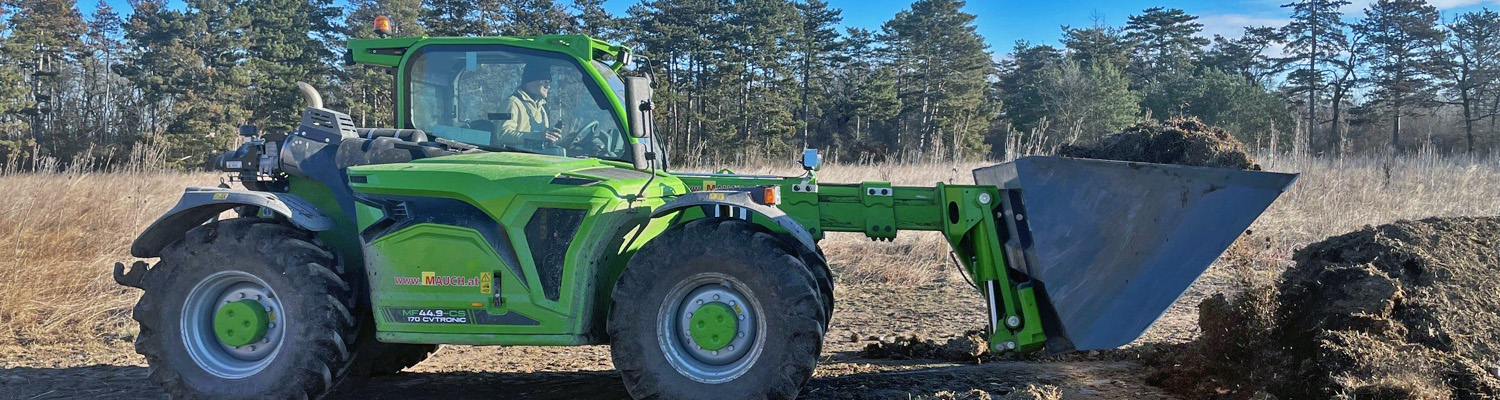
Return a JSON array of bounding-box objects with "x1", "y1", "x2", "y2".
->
[
  {"x1": 656, "y1": 272, "x2": 764, "y2": 384},
  {"x1": 688, "y1": 302, "x2": 738, "y2": 351},
  {"x1": 213, "y1": 300, "x2": 270, "y2": 348},
  {"x1": 181, "y1": 270, "x2": 286, "y2": 379}
]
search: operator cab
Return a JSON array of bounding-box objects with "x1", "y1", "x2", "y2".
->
[{"x1": 406, "y1": 45, "x2": 631, "y2": 161}]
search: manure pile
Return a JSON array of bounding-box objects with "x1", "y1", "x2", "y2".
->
[
  {"x1": 1056, "y1": 117, "x2": 1260, "y2": 170},
  {"x1": 1152, "y1": 217, "x2": 1500, "y2": 399}
]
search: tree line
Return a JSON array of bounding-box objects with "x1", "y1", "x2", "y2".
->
[{"x1": 0, "y1": 0, "x2": 1497, "y2": 170}]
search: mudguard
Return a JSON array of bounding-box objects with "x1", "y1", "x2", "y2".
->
[
  {"x1": 650, "y1": 191, "x2": 819, "y2": 259},
  {"x1": 130, "y1": 187, "x2": 335, "y2": 258}
]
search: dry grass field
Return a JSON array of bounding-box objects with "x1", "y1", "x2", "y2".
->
[{"x1": 0, "y1": 153, "x2": 1497, "y2": 398}]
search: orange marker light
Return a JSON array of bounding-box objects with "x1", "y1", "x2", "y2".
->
[
  {"x1": 373, "y1": 15, "x2": 393, "y2": 36},
  {"x1": 762, "y1": 186, "x2": 780, "y2": 205}
]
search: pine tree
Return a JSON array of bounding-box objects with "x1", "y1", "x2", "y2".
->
[
  {"x1": 880, "y1": 0, "x2": 994, "y2": 158},
  {"x1": 1123, "y1": 7, "x2": 1207, "y2": 83},
  {"x1": 83, "y1": 0, "x2": 124, "y2": 146},
  {"x1": 242, "y1": 0, "x2": 341, "y2": 131},
  {"x1": 1356, "y1": 0, "x2": 1445, "y2": 152},
  {"x1": 422, "y1": 0, "x2": 489, "y2": 36},
  {"x1": 793, "y1": 0, "x2": 842, "y2": 148},
  {"x1": 1035, "y1": 60, "x2": 1138, "y2": 144},
  {"x1": 721, "y1": 0, "x2": 801, "y2": 157},
  {"x1": 572, "y1": 0, "x2": 624, "y2": 40},
  {"x1": 497, "y1": 0, "x2": 575, "y2": 36},
  {"x1": 341, "y1": 0, "x2": 423, "y2": 127},
  {"x1": 1276, "y1": 0, "x2": 1350, "y2": 153},
  {"x1": 3, "y1": 0, "x2": 86, "y2": 154},
  {"x1": 1441, "y1": 9, "x2": 1500, "y2": 154},
  {"x1": 118, "y1": 0, "x2": 252, "y2": 167},
  {"x1": 1061, "y1": 15, "x2": 1131, "y2": 70},
  {"x1": 1202, "y1": 26, "x2": 1279, "y2": 82},
  {"x1": 820, "y1": 27, "x2": 898, "y2": 160},
  {"x1": 1000, "y1": 41, "x2": 1062, "y2": 138}
]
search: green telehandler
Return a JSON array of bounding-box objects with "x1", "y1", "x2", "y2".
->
[{"x1": 112, "y1": 30, "x2": 1296, "y2": 399}]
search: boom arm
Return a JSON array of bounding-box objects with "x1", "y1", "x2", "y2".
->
[{"x1": 673, "y1": 174, "x2": 1049, "y2": 353}]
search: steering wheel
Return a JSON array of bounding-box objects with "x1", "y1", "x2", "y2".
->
[{"x1": 568, "y1": 120, "x2": 612, "y2": 156}]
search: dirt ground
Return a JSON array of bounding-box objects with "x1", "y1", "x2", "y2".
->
[{"x1": 0, "y1": 276, "x2": 1187, "y2": 399}]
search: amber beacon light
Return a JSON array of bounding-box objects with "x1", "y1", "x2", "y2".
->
[{"x1": 374, "y1": 15, "x2": 393, "y2": 37}]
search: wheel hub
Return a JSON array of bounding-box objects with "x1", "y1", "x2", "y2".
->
[
  {"x1": 687, "y1": 302, "x2": 737, "y2": 351},
  {"x1": 213, "y1": 299, "x2": 269, "y2": 347},
  {"x1": 659, "y1": 274, "x2": 764, "y2": 384},
  {"x1": 182, "y1": 271, "x2": 286, "y2": 379}
]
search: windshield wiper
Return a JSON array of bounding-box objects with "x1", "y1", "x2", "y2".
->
[{"x1": 431, "y1": 137, "x2": 542, "y2": 155}]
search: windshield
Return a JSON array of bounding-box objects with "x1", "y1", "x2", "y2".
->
[
  {"x1": 593, "y1": 60, "x2": 626, "y2": 105},
  {"x1": 407, "y1": 45, "x2": 629, "y2": 161}
]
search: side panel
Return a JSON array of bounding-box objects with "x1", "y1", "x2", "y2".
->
[{"x1": 347, "y1": 159, "x2": 677, "y2": 345}]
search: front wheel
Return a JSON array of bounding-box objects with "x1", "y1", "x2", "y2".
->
[
  {"x1": 131, "y1": 219, "x2": 356, "y2": 399},
  {"x1": 608, "y1": 218, "x2": 826, "y2": 399}
]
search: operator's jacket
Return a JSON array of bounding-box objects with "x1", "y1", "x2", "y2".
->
[{"x1": 497, "y1": 90, "x2": 549, "y2": 145}]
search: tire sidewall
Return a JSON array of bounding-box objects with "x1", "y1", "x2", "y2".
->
[
  {"x1": 150, "y1": 256, "x2": 311, "y2": 397},
  {"x1": 612, "y1": 220, "x2": 824, "y2": 399},
  {"x1": 138, "y1": 220, "x2": 349, "y2": 399}
]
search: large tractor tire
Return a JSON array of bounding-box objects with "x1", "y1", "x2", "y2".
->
[
  {"x1": 608, "y1": 218, "x2": 826, "y2": 400},
  {"x1": 131, "y1": 218, "x2": 356, "y2": 400},
  {"x1": 801, "y1": 250, "x2": 835, "y2": 330}
]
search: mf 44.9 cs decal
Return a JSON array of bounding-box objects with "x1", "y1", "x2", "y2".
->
[{"x1": 386, "y1": 308, "x2": 472, "y2": 324}]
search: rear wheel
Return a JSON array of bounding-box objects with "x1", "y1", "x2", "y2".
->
[
  {"x1": 608, "y1": 218, "x2": 825, "y2": 399},
  {"x1": 132, "y1": 219, "x2": 355, "y2": 400}
]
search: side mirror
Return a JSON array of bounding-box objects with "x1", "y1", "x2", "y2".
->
[
  {"x1": 799, "y1": 149, "x2": 821, "y2": 171},
  {"x1": 239, "y1": 124, "x2": 259, "y2": 137},
  {"x1": 623, "y1": 76, "x2": 653, "y2": 139}
]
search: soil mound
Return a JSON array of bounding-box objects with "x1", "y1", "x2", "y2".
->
[
  {"x1": 861, "y1": 332, "x2": 988, "y2": 361},
  {"x1": 1151, "y1": 217, "x2": 1500, "y2": 399},
  {"x1": 1056, "y1": 117, "x2": 1260, "y2": 170}
]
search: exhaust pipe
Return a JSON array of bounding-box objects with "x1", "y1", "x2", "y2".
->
[{"x1": 297, "y1": 82, "x2": 323, "y2": 109}]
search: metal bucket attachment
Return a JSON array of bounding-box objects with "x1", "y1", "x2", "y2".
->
[{"x1": 973, "y1": 156, "x2": 1297, "y2": 352}]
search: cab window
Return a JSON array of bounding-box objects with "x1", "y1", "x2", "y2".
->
[{"x1": 407, "y1": 45, "x2": 629, "y2": 161}]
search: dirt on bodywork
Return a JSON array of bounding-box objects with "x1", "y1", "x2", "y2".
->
[
  {"x1": 1056, "y1": 117, "x2": 1261, "y2": 170},
  {"x1": 1149, "y1": 217, "x2": 1500, "y2": 399}
]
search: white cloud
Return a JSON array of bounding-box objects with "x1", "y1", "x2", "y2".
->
[{"x1": 1196, "y1": 14, "x2": 1290, "y2": 39}]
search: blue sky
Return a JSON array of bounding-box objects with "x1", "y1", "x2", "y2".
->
[{"x1": 80, "y1": 0, "x2": 1500, "y2": 51}]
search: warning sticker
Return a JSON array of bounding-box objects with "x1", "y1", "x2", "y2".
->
[{"x1": 480, "y1": 273, "x2": 493, "y2": 294}]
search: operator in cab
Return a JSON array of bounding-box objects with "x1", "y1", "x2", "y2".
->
[{"x1": 495, "y1": 64, "x2": 564, "y2": 147}]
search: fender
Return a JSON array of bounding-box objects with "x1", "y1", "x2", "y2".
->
[
  {"x1": 649, "y1": 191, "x2": 820, "y2": 260},
  {"x1": 130, "y1": 187, "x2": 336, "y2": 258}
]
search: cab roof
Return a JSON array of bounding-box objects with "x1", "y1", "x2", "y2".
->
[{"x1": 346, "y1": 35, "x2": 631, "y2": 72}]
